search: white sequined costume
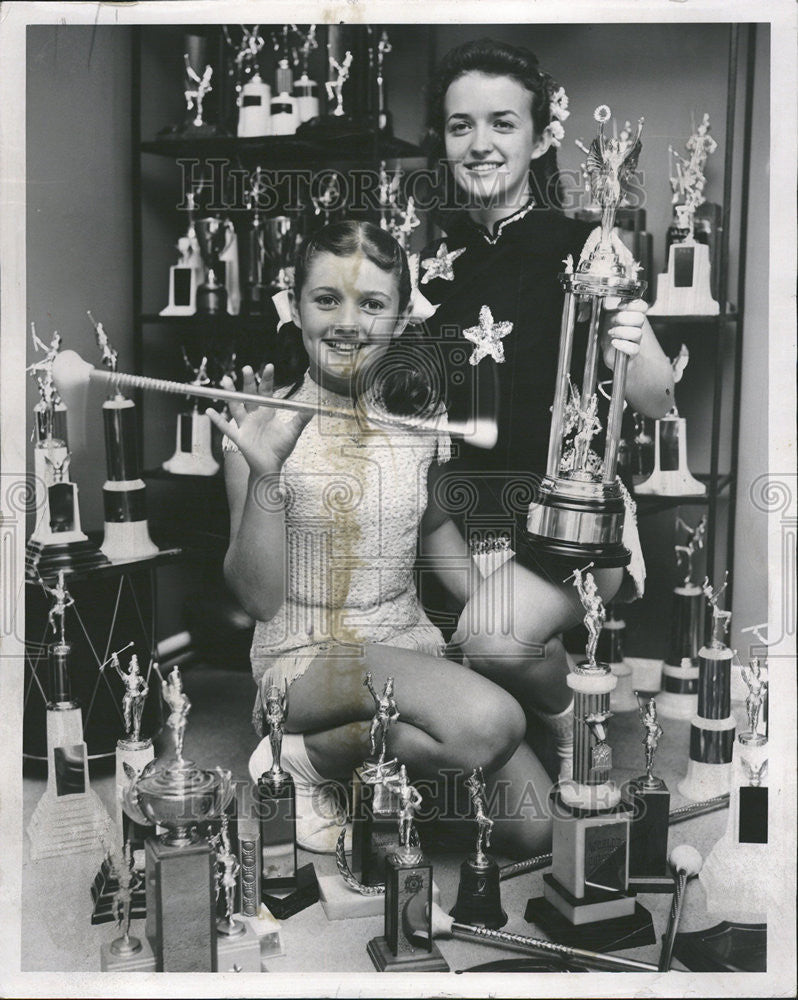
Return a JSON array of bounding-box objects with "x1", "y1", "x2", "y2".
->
[{"x1": 240, "y1": 373, "x2": 449, "y2": 729}]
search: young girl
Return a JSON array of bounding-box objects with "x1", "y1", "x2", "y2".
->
[
  {"x1": 418, "y1": 38, "x2": 675, "y2": 775},
  {"x1": 208, "y1": 221, "x2": 551, "y2": 856}
]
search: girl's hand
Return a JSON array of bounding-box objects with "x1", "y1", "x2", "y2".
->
[
  {"x1": 600, "y1": 298, "x2": 647, "y2": 370},
  {"x1": 206, "y1": 364, "x2": 312, "y2": 477}
]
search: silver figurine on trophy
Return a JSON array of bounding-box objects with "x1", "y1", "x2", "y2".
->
[
  {"x1": 625, "y1": 696, "x2": 672, "y2": 892},
  {"x1": 212, "y1": 813, "x2": 245, "y2": 937},
  {"x1": 182, "y1": 53, "x2": 215, "y2": 137},
  {"x1": 326, "y1": 49, "x2": 353, "y2": 117},
  {"x1": 525, "y1": 106, "x2": 645, "y2": 567}
]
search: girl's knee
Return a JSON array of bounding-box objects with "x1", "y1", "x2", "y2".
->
[{"x1": 456, "y1": 688, "x2": 525, "y2": 771}]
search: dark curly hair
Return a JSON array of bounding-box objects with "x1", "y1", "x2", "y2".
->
[
  {"x1": 424, "y1": 37, "x2": 565, "y2": 212},
  {"x1": 274, "y1": 220, "x2": 443, "y2": 418}
]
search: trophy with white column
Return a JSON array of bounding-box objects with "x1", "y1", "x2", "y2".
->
[
  {"x1": 525, "y1": 106, "x2": 645, "y2": 567},
  {"x1": 162, "y1": 351, "x2": 220, "y2": 477},
  {"x1": 649, "y1": 113, "x2": 720, "y2": 316},
  {"x1": 160, "y1": 192, "x2": 204, "y2": 316},
  {"x1": 658, "y1": 515, "x2": 707, "y2": 718}
]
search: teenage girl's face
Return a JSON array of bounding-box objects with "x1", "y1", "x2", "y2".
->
[
  {"x1": 443, "y1": 71, "x2": 546, "y2": 212},
  {"x1": 290, "y1": 250, "x2": 406, "y2": 396}
]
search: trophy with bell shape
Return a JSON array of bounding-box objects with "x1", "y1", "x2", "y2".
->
[
  {"x1": 635, "y1": 345, "x2": 705, "y2": 496},
  {"x1": 28, "y1": 572, "x2": 115, "y2": 860},
  {"x1": 658, "y1": 515, "x2": 706, "y2": 718},
  {"x1": 450, "y1": 768, "x2": 507, "y2": 929},
  {"x1": 88, "y1": 314, "x2": 159, "y2": 562},
  {"x1": 162, "y1": 352, "x2": 219, "y2": 477},
  {"x1": 649, "y1": 113, "x2": 720, "y2": 316},
  {"x1": 525, "y1": 565, "x2": 655, "y2": 952},
  {"x1": 525, "y1": 107, "x2": 646, "y2": 568},
  {"x1": 26, "y1": 328, "x2": 109, "y2": 578},
  {"x1": 677, "y1": 573, "x2": 736, "y2": 801}
]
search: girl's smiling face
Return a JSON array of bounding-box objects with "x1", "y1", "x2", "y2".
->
[
  {"x1": 444, "y1": 71, "x2": 548, "y2": 218},
  {"x1": 290, "y1": 250, "x2": 407, "y2": 396}
]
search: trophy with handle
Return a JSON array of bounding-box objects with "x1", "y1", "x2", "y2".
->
[
  {"x1": 658, "y1": 515, "x2": 706, "y2": 717},
  {"x1": 525, "y1": 106, "x2": 645, "y2": 567},
  {"x1": 195, "y1": 215, "x2": 237, "y2": 315}
]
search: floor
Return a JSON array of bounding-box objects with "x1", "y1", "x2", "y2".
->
[{"x1": 20, "y1": 658, "x2": 766, "y2": 983}]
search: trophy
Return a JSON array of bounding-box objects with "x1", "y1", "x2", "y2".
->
[
  {"x1": 326, "y1": 49, "x2": 353, "y2": 118},
  {"x1": 293, "y1": 24, "x2": 320, "y2": 123},
  {"x1": 635, "y1": 345, "x2": 705, "y2": 496},
  {"x1": 624, "y1": 696, "x2": 673, "y2": 892},
  {"x1": 526, "y1": 565, "x2": 655, "y2": 951},
  {"x1": 195, "y1": 215, "x2": 238, "y2": 315},
  {"x1": 375, "y1": 30, "x2": 392, "y2": 133},
  {"x1": 181, "y1": 52, "x2": 215, "y2": 137},
  {"x1": 701, "y1": 640, "x2": 769, "y2": 919},
  {"x1": 311, "y1": 172, "x2": 342, "y2": 226},
  {"x1": 632, "y1": 411, "x2": 654, "y2": 479},
  {"x1": 597, "y1": 605, "x2": 637, "y2": 712},
  {"x1": 123, "y1": 664, "x2": 234, "y2": 971},
  {"x1": 160, "y1": 191, "x2": 204, "y2": 316},
  {"x1": 658, "y1": 515, "x2": 707, "y2": 718},
  {"x1": 88, "y1": 313, "x2": 159, "y2": 562},
  {"x1": 378, "y1": 161, "x2": 421, "y2": 252},
  {"x1": 224, "y1": 25, "x2": 270, "y2": 138},
  {"x1": 525, "y1": 107, "x2": 646, "y2": 567},
  {"x1": 27, "y1": 572, "x2": 115, "y2": 860},
  {"x1": 367, "y1": 766, "x2": 449, "y2": 972},
  {"x1": 449, "y1": 768, "x2": 507, "y2": 929},
  {"x1": 255, "y1": 682, "x2": 319, "y2": 919},
  {"x1": 99, "y1": 841, "x2": 147, "y2": 971},
  {"x1": 243, "y1": 166, "x2": 303, "y2": 311},
  {"x1": 649, "y1": 113, "x2": 720, "y2": 316},
  {"x1": 26, "y1": 328, "x2": 109, "y2": 578},
  {"x1": 162, "y1": 352, "x2": 220, "y2": 477},
  {"x1": 677, "y1": 573, "x2": 736, "y2": 801}
]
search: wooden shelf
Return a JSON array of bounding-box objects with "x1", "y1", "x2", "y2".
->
[{"x1": 141, "y1": 132, "x2": 424, "y2": 164}]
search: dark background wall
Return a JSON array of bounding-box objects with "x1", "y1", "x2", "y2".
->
[{"x1": 25, "y1": 22, "x2": 769, "y2": 658}]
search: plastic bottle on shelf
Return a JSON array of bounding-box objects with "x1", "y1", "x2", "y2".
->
[{"x1": 270, "y1": 60, "x2": 299, "y2": 136}]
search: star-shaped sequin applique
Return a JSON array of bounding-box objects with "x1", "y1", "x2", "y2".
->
[
  {"x1": 420, "y1": 242, "x2": 466, "y2": 284},
  {"x1": 463, "y1": 305, "x2": 513, "y2": 365}
]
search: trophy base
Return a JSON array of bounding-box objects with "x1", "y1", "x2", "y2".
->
[
  {"x1": 261, "y1": 862, "x2": 319, "y2": 920},
  {"x1": 609, "y1": 661, "x2": 638, "y2": 712},
  {"x1": 524, "y1": 476, "x2": 630, "y2": 568},
  {"x1": 366, "y1": 935, "x2": 449, "y2": 973},
  {"x1": 100, "y1": 922, "x2": 264, "y2": 974},
  {"x1": 25, "y1": 537, "x2": 111, "y2": 581},
  {"x1": 101, "y1": 519, "x2": 160, "y2": 563},
  {"x1": 657, "y1": 660, "x2": 700, "y2": 718},
  {"x1": 28, "y1": 786, "x2": 115, "y2": 861},
  {"x1": 648, "y1": 242, "x2": 720, "y2": 317},
  {"x1": 162, "y1": 451, "x2": 219, "y2": 477},
  {"x1": 678, "y1": 758, "x2": 733, "y2": 802},
  {"x1": 624, "y1": 776, "x2": 671, "y2": 887},
  {"x1": 317, "y1": 876, "x2": 441, "y2": 921},
  {"x1": 525, "y1": 886, "x2": 655, "y2": 952},
  {"x1": 450, "y1": 856, "x2": 507, "y2": 929},
  {"x1": 101, "y1": 935, "x2": 157, "y2": 972},
  {"x1": 635, "y1": 468, "x2": 706, "y2": 497}
]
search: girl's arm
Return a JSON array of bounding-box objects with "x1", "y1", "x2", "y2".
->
[
  {"x1": 419, "y1": 460, "x2": 475, "y2": 608},
  {"x1": 602, "y1": 301, "x2": 675, "y2": 417}
]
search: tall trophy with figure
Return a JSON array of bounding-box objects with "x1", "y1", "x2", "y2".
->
[
  {"x1": 162, "y1": 352, "x2": 220, "y2": 477},
  {"x1": 525, "y1": 106, "x2": 645, "y2": 567},
  {"x1": 194, "y1": 214, "x2": 239, "y2": 315},
  {"x1": 160, "y1": 190, "x2": 204, "y2": 316},
  {"x1": 677, "y1": 573, "x2": 736, "y2": 801},
  {"x1": 526, "y1": 564, "x2": 655, "y2": 951},
  {"x1": 658, "y1": 515, "x2": 707, "y2": 718},
  {"x1": 649, "y1": 113, "x2": 720, "y2": 316}
]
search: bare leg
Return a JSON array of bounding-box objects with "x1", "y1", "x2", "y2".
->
[{"x1": 452, "y1": 559, "x2": 623, "y2": 714}]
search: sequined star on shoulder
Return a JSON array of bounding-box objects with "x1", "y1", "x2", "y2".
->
[
  {"x1": 420, "y1": 242, "x2": 466, "y2": 284},
  {"x1": 463, "y1": 305, "x2": 513, "y2": 365}
]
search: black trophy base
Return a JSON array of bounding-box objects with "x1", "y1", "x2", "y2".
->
[
  {"x1": 673, "y1": 921, "x2": 767, "y2": 972},
  {"x1": 261, "y1": 862, "x2": 319, "y2": 919},
  {"x1": 450, "y1": 857, "x2": 507, "y2": 929},
  {"x1": 526, "y1": 878, "x2": 655, "y2": 953},
  {"x1": 625, "y1": 778, "x2": 671, "y2": 883},
  {"x1": 25, "y1": 538, "x2": 110, "y2": 581},
  {"x1": 367, "y1": 935, "x2": 449, "y2": 973},
  {"x1": 521, "y1": 530, "x2": 631, "y2": 569},
  {"x1": 91, "y1": 858, "x2": 146, "y2": 924}
]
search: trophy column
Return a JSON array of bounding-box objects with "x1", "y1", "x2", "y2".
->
[
  {"x1": 598, "y1": 606, "x2": 637, "y2": 713},
  {"x1": 162, "y1": 353, "x2": 220, "y2": 477},
  {"x1": 28, "y1": 573, "x2": 115, "y2": 860},
  {"x1": 526, "y1": 568, "x2": 655, "y2": 952},
  {"x1": 677, "y1": 574, "x2": 736, "y2": 801}
]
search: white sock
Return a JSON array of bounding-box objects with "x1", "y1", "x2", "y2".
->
[
  {"x1": 248, "y1": 732, "x2": 325, "y2": 787},
  {"x1": 534, "y1": 699, "x2": 574, "y2": 780}
]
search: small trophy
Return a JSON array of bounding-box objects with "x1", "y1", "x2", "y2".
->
[
  {"x1": 124, "y1": 664, "x2": 234, "y2": 971},
  {"x1": 162, "y1": 352, "x2": 220, "y2": 477},
  {"x1": 598, "y1": 605, "x2": 637, "y2": 712},
  {"x1": 367, "y1": 766, "x2": 449, "y2": 972},
  {"x1": 700, "y1": 634, "x2": 769, "y2": 919},
  {"x1": 99, "y1": 841, "x2": 148, "y2": 970},
  {"x1": 677, "y1": 573, "x2": 736, "y2": 801},
  {"x1": 310, "y1": 172, "x2": 342, "y2": 226},
  {"x1": 326, "y1": 49, "x2": 353, "y2": 118},
  {"x1": 27, "y1": 572, "x2": 115, "y2": 860},
  {"x1": 657, "y1": 515, "x2": 707, "y2": 718},
  {"x1": 375, "y1": 30, "x2": 392, "y2": 133},
  {"x1": 449, "y1": 768, "x2": 507, "y2": 929},
  {"x1": 160, "y1": 189, "x2": 204, "y2": 315},
  {"x1": 525, "y1": 107, "x2": 646, "y2": 568},
  {"x1": 526, "y1": 565, "x2": 655, "y2": 951},
  {"x1": 225, "y1": 25, "x2": 271, "y2": 138},
  {"x1": 293, "y1": 24, "x2": 320, "y2": 123},
  {"x1": 351, "y1": 673, "x2": 402, "y2": 887},
  {"x1": 378, "y1": 161, "x2": 421, "y2": 252},
  {"x1": 26, "y1": 328, "x2": 109, "y2": 578},
  {"x1": 213, "y1": 814, "x2": 245, "y2": 937},
  {"x1": 624, "y1": 697, "x2": 673, "y2": 892},
  {"x1": 632, "y1": 411, "x2": 654, "y2": 479},
  {"x1": 635, "y1": 345, "x2": 705, "y2": 496},
  {"x1": 255, "y1": 682, "x2": 319, "y2": 919},
  {"x1": 649, "y1": 113, "x2": 720, "y2": 316},
  {"x1": 194, "y1": 215, "x2": 238, "y2": 315},
  {"x1": 181, "y1": 52, "x2": 215, "y2": 137},
  {"x1": 88, "y1": 313, "x2": 160, "y2": 562}
]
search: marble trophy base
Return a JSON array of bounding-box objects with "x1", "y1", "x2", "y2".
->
[
  {"x1": 160, "y1": 263, "x2": 199, "y2": 316},
  {"x1": 635, "y1": 416, "x2": 706, "y2": 497},
  {"x1": 525, "y1": 888, "x2": 656, "y2": 953},
  {"x1": 609, "y1": 661, "x2": 638, "y2": 712},
  {"x1": 25, "y1": 537, "x2": 110, "y2": 581},
  {"x1": 262, "y1": 862, "x2": 319, "y2": 920},
  {"x1": 678, "y1": 757, "x2": 733, "y2": 802},
  {"x1": 101, "y1": 511, "x2": 160, "y2": 563},
  {"x1": 101, "y1": 921, "x2": 262, "y2": 973},
  {"x1": 648, "y1": 240, "x2": 719, "y2": 316},
  {"x1": 657, "y1": 660, "x2": 700, "y2": 719},
  {"x1": 241, "y1": 904, "x2": 285, "y2": 962},
  {"x1": 162, "y1": 411, "x2": 219, "y2": 477},
  {"x1": 318, "y1": 875, "x2": 441, "y2": 921}
]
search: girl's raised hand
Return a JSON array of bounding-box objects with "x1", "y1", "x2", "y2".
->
[
  {"x1": 600, "y1": 297, "x2": 647, "y2": 370},
  {"x1": 206, "y1": 364, "x2": 313, "y2": 477}
]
